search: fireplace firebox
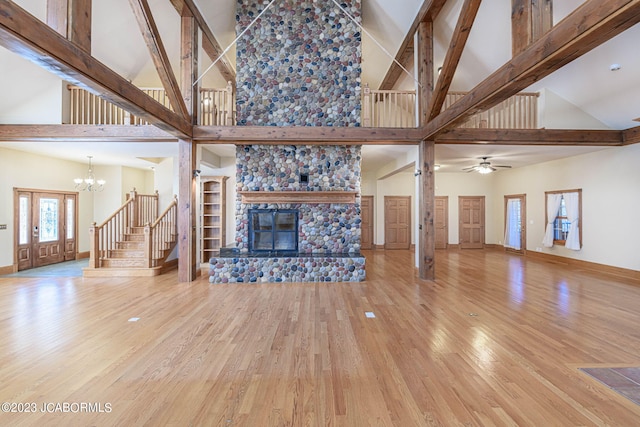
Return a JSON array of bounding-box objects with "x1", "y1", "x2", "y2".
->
[{"x1": 248, "y1": 209, "x2": 298, "y2": 252}]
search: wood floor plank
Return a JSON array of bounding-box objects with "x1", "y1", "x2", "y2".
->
[{"x1": 1, "y1": 249, "x2": 640, "y2": 425}]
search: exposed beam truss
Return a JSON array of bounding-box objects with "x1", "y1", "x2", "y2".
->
[
  {"x1": 0, "y1": 1, "x2": 192, "y2": 139},
  {"x1": 422, "y1": 0, "x2": 640, "y2": 140},
  {"x1": 128, "y1": 0, "x2": 190, "y2": 120},
  {"x1": 426, "y1": 0, "x2": 482, "y2": 121},
  {"x1": 169, "y1": 0, "x2": 236, "y2": 84},
  {"x1": 378, "y1": 0, "x2": 447, "y2": 90}
]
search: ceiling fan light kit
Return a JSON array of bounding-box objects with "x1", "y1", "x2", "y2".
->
[{"x1": 463, "y1": 157, "x2": 512, "y2": 174}]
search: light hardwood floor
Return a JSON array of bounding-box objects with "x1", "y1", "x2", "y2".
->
[{"x1": 1, "y1": 249, "x2": 639, "y2": 426}]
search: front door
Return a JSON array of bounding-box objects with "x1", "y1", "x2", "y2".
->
[
  {"x1": 384, "y1": 196, "x2": 411, "y2": 249},
  {"x1": 360, "y1": 196, "x2": 374, "y2": 250},
  {"x1": 459, "y1": 196, "x2": 485, "y2": 249},
  {"x1": 504, "y1": 194, "x2": 526, "y2": 254},
  {"x1": 15, "y1": 190, "x2": 77, "y2": 270}
]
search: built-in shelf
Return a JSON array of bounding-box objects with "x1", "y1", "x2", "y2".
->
[
  {"x1": 239, "y1": 191, "x2": 358, "y2": 204},
  {"x1": 201, "y1": 176, "x2": 227, "y2": 263}
]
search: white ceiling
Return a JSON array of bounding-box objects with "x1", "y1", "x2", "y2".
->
[{"x1": 1, "y1": 0, "x2": 638, "y2": 175}]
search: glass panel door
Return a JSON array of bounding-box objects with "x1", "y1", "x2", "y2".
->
[
  {"x1": 504, "y1": 195, "x2": 526, "y2": 254},
  {"x1": 249, "y1": 209, "x2": 298, "y2": 252},
  {"x1": 39, "y1": 198, "x2": 59, "y2": 243}
]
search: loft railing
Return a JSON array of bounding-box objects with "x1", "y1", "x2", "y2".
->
[
  {"x1": 361, "y1": 84, "x2": 538, "y2": 129},
  {"x1": 68, "y1": 84, "x2": 537, "y2": 129},
  {"x1": 361, "y1": 84, "x2": 416, "y2": 128},
  {"x1": 200, "y1": 83, "x2": 234, "y2": 126},
  {"x1": 89, "y1": 188, "x2": 172, "y2": 268},
  {"x1": 67, "y1": 84, "x2": 235, "y2": 126},
  {"x1": 444, "y1": 91, "x2": 539, "y2": 129}
]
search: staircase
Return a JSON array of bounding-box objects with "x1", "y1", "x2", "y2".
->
[{"x1": 83, "y1": 190, "x2": 178, "y2": 277}]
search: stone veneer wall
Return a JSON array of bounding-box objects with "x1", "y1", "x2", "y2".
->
[
  {"x1": 235, "y1": 0, "x2": 361, "y2": 126},
  {"x1": 234, "y1": 145, "x2": 362, "y2": 253}
]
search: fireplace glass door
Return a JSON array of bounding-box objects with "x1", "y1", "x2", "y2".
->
[{"x1": 249, "y1": 209, "x2": 298, "y2": 252}]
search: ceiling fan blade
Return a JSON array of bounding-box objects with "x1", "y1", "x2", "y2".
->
[
  {"x1": 493, "y1": 165, "x2": 512, "y2": 168},
  {"x1": 462, "y1": 166, "x2": 478, "y2": 171}
]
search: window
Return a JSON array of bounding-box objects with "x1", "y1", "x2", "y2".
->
[
  {"x1": 553, "y1": 196, "x2": 570, "y2": 243},
  {"x1": 544, "y1": 189, "x2": 581, "y2": 249}
]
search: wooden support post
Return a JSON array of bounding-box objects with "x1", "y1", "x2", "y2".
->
[
  {"x1": 225, "y1": 81, "x2": 234, "y2": 126},
  {"x1": 416, "y1": 20, "x2": 436, "y2": 281},
  {"x1": 512, "y1": 0, "x2": 553, "y2": 56},
  {"x1": 178, "y1": 139, "x2": 197, "y2": 282},
  {"x1": 416, "y1": 21, "x2": 433, "y2": 128},
  {"x1": 419, "y1": 140, "x2": 435, "y2": 280},
  {"x1": 46, "y1": 0, "x2": 92, "y2": 54},
  {"x1": 181, "y1": 11, "x2": 198, "y2": 124}
]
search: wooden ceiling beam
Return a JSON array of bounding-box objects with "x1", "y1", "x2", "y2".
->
[
  {"x1": 170, "y1": 0, "x2": 236, "y2": 84},
  {"x1": 1, "y1": 125, "x2": 631, "y2": 147},
  {"x1": 193, "y1": 126, "x2": 423, "y2": 145},
  {"x1": 434, "y1": 128, "x2": 624, "y2": 146},
  {"x1": 128, "y1": 0, "x2": 190, "y2": 120},
  {"x1": 426, "y1": 0, "x2": 482, "y2": 121},
  {"x1": 0, "y1": 125, "x2": 177, "y2": 142},
  {"x1": 378, "y1": 0, "x2": 447, "y2": 90},
  {"x1": 422, "y1": 0, "x2": 640, "y2": 140},
  {"x1": 622, "y1": 126, "x2": 640, "y2": 145},
  {"x1": 0, "y1": 2, "x2": 191, "y2": 139}
]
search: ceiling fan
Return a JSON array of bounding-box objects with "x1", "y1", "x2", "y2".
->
[{"x1": 462, "y1": 157, "x2": 512, "y2": 174}]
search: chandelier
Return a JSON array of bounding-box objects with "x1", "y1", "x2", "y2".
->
[{"x1": 74, "y1": 156, "x2": 105, "y2": 192}]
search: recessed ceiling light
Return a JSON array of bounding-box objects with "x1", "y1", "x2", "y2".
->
[{"x1": 610, "y1": 63, "x2": 621, "y2": 71}]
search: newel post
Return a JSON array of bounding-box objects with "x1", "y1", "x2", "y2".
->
[
  {"x1": 362, "y1": 83, "x2": 371, "y2": 127},
  {"x1": 144, "y1": 223, "x2": 152, "y2": 268},
  {"x1": 225, "y1": 80, "x2": 234, "y2": 126},
  {"x1": 88, "y1": 221, "x2": 99, "y2": 268},
  {"x1": 130, "y1": 187, "x2": 138, "y2": 228}
]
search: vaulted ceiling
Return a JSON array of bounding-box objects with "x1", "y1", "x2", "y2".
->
[{"x1": 0, "y1": 0, "x2": 639, "y2": 173}]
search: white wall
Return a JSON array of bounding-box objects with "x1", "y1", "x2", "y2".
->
[
  {"x1": 435, "y1": 172, "x2": 497, "y2": 244},
  {"x1": 155, "y1": 157, "x2": 178, "y2": 210},
  {"x1": 489, "y1": 145, "x2": 640, "y2": 271},
  {"x1": 538, "y1": 88, "x2": 610, "y2": 130}
]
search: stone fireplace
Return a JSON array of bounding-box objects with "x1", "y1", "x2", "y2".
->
[
  {"x1": 234, "y1": 144, "x2": 362, "y2": 254},
  {"x1": 207, "y1": 0, "x2": 366, "y2": 283},
  {"x1": 208, "y1": 145, "x2": 366, "y2": 283}
]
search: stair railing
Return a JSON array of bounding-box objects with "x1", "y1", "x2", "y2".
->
[
  {"x1": 88, "y1": 189, "x2": 159, "y2": 269},
  {"x1": 144, "y1": 195, "x2": 178, "y2": 268}
]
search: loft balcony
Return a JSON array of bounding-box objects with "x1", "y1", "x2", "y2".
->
[{"x1": 66, "y1": 84, "x2": 539, "y2": 130}]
